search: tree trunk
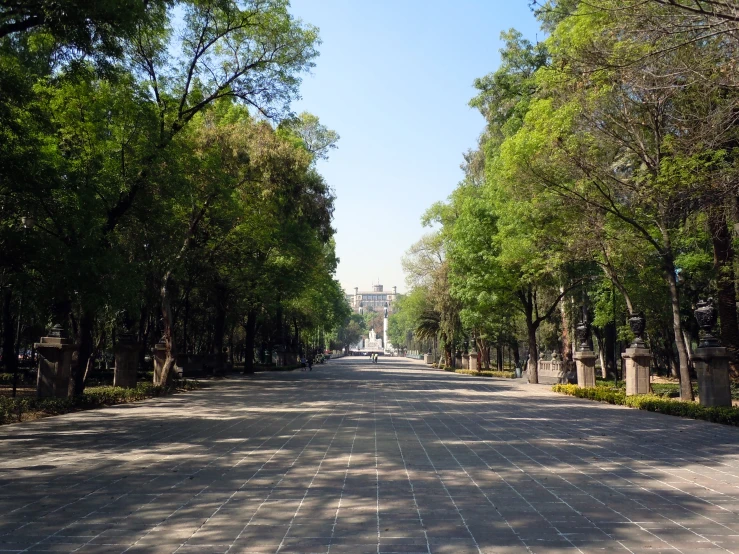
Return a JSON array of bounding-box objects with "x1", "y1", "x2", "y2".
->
[
  {"x1": 496, "y1": 343, "x2": 503, "y2": 371},
  {"x1": 478, "y1": 338, "x2": 490, "y2": 369},
  {"x1": 510, "y1": 338, "x2": 520, "y2": 368},
  {"x1": 682, "y1": 329, "x2": 694, "y2": 367},
  {"x1": 157, "y1": 274, "x2": 177, "y2": 386},
  {"x1": 604, "y1": 322, "x2": 616, "y2": 378},
  {"x1": 664, "y1": 257, "x2": 693, "y2": 400},
  {"x1": 72, "y1": 310, "x2": 94, "y2": 396},
  {"x1": 520, "y1": 286, "x2": 540, "y2": 383},
  {"x1": 212, "y1": 285, "x2": 227, "y2": 373},
  {"x1": 2, "y1": 287, "x2": 17, "y2": 376},
  {"x1": 243, "y1": 310, "x2": 257, "y2": 374},
  {"x1": 228, "y1": 326, "x2": 235, "y2": 368},
  {"x1": 444, "y1": 338, "x2": 452, "y2": 367},
  {"x1": 663, "y1": 335, "x2": 679, "y2": 378},
  {"x1": 708, "y1": 209, "x2": 739, "y2": 380},
  {"x1": 138, "y1": 308, "x2": 150, "y2": 370},
  {"x1": 527, "y1": 320, "x2": 538, "y2": 383},
  {"x1": 84, "y1": 329, "x2": 105, "y2": 385},
  {"x1": 560, "y1": 287, "x2": 572, "y2": 362},
  {"x1": 182, "y1": 289, "x2": 190, "y2": 353},
  {"x1": 595, "y1": 329, "x2": 607, "y2": 379}
]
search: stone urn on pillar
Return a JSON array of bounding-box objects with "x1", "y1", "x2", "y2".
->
[
  {"x1": 469, "y1": 337, "x2": 478, "y2": 371},
  {"x1": 573, "y1": 310, "x2": 596, "y2": 388},
  {"x1": 35, "y1": 324, "x2": 76, "y2": 398},
  {"x1": 114, "y1": 319, "x2": 141, "y2": 389},
  {"x1": 455, "y1": 349, "x2": 463, "y2": 370},
  {"x1": 692, "y1": 299, "x2": 731, "y2": 407},
  {"x1": 623, "y1": 312, "x2": 651, "y2": 395},
  {"x1": 462, "y1": 341, "x2": 470, "y2": 370}
]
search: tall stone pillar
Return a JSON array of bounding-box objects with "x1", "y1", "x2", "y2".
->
[
  {"x1": 623, "y1": 347, "x2": 651, "y2": 395},
  {"x1": 114, "y1": 334, "x2": 141, "y2": 389},
  {"x1": 574, "y1": 350, "x2": 596, "y2": 388},
  {"x1": 469, "y1": 351, "x2": 478, "y2": 371},
  {"x1": 693, "y1": 347, "x2": 731, "y2": 407},
  {"x1": 35, "y1": 325, "x2": 75, "y2": 398},
  {"x1": 153, "y1": 338, "x2": 168, "y2": 384},
  {"x1": 462, "y1": 352, "x2": 470, "y2": 370},
  {"x1": 693, "y1": 299, "x2": 732, "y2": 407},
  {"x1": 383, "y1": 307, "x2": 389, "y2": 354},
  {"x1": 623, "y1": 312, "x2": 650, "y2": 395}
]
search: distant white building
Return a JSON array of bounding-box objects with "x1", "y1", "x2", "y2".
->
[{"x1": 346, "y1": 283, "x2": 398, "y2": 314}]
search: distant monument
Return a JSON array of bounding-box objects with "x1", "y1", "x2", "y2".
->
[{"x1": 364, "y1": 328, "x2": 383, "y2": 351}]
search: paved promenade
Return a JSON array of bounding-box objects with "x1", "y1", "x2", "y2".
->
[{"x1": 1, "y1": 358, "x2": 739, "y2": 553}]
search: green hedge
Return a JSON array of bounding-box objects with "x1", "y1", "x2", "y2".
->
[
  {"x1": 250, "y1": 363, "x2": 304, "y2": 372},
  {"x1": 0, "y1": 380, "x2": 200, "y2": 425},
  {"x1": 552, "y1": 384, "x2": 739, "y2": 426},
  {"x1": 0, "y1": 372, "x2": 36, "y2": 385}
]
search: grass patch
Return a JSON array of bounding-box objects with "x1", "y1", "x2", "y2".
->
[
  {"x1": 553, "y1": 384, "x2": 739, "y2": 426},
  {"x1": 0, "y1": 379, "x2": 201, "y2": 425}
]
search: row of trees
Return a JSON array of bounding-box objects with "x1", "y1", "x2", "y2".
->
[
  {"x1": 392, "y1": 0, "x2": 739, "y2": 399},
  {"x1": 0, "y1": 0, "x2": 350, "y2": 393}
]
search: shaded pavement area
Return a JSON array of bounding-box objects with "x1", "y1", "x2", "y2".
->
[{"x1": 1, "y1": 357, "x2": 739, "y2": 553}]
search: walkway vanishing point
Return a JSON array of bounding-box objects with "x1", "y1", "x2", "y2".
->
[{"x1": 1, "y1": 358, "x2": 739, "y2": 554}]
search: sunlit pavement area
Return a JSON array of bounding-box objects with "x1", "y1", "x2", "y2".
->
[{"x1": 1, "y1": 358, "x2": 739, "y2": 553}]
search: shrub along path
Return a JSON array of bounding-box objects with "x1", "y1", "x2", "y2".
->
[
  {"x1": 0, "y1": 380, "x2": 201, "y2": 424},
  {"x1": 0, "y1": 357, "x2": 738, "y2": 553}
]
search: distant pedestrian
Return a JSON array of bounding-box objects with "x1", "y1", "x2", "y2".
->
[{"x1": 307, "y1": 356, "x2": 313, "y2": 371}]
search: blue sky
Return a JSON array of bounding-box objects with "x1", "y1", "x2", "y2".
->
[{"x1": 288, "y1": 0, "x2": 542, "y2": 295}]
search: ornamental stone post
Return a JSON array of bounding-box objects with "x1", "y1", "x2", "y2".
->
[
  {"x1": 114, "y1": 333, "x2": 141, "y2": 389},
  {"x1": 574, "y1": 350, "x2": 596, "y2": 388},
  {"x1": 153, "y1": 337, "x2": 167, "y2": 384},
  {"x1": 623, "y1": 312, "x2": 651, "y2": 395},
  {"x1": 574, "y1": 311, "x2": 596, "y2": 388},
  {"x1": 35, "y1": 324, "x2": 76, "y2": 398},
  {"x1": 462, "y1": 352, "x2": 470, "y2": 370},
  {"x1": 469, "y1": 351, "x2": 478, "y2": 371},
  {"x1": 693, "y1": 299, "x2": 732, "y2": 407}
]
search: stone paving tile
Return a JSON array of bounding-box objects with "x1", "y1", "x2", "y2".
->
[{"x1": 1, "y1": 357, "x2": 739, "y2": 553}]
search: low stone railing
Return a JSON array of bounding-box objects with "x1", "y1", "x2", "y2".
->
[{"x1": 538, "y1": 356, "x2": 576, "y2": 385}]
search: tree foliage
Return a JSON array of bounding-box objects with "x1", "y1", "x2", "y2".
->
[
  {"x1": 402, "y1": 0, "x2": 739, "y2": 396},
  {"x1": 0, "y1": 0, "x2": 345, "y2": 390}
]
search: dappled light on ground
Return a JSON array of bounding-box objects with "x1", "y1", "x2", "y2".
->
[{"x1": 0, "y1": 357, "x2": 737, "y2": 553}]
